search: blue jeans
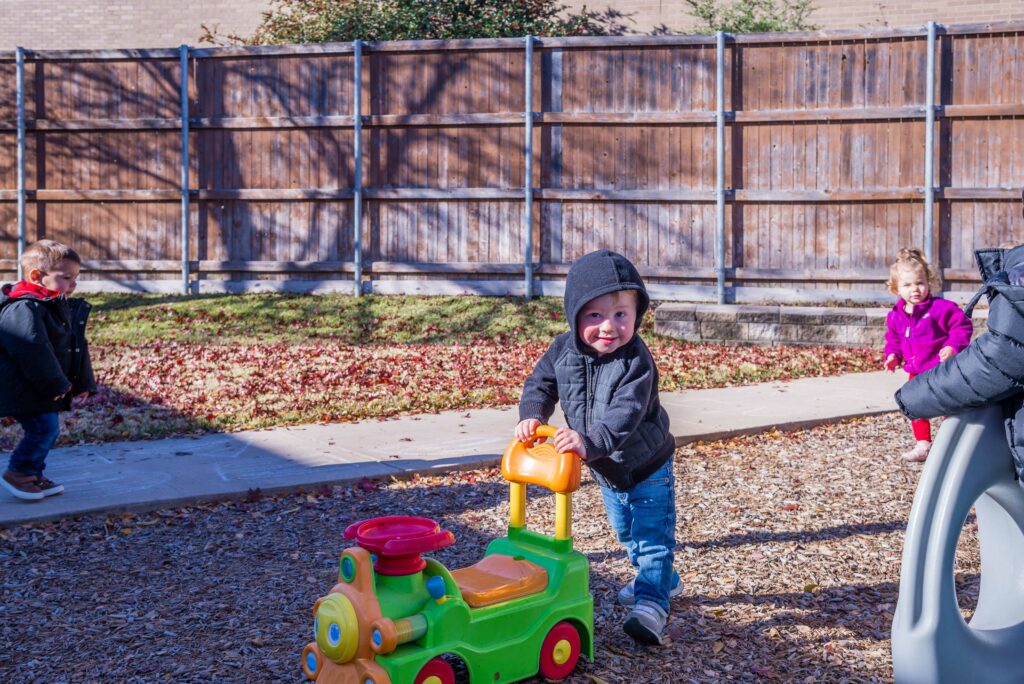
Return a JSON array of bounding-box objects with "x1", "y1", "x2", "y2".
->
[
  {"x1": 599, "y1": 456, "x2": 678, "y2": 612},
  {"x1": 8, "y1": 412, "x2": 60, "y2": 477}
]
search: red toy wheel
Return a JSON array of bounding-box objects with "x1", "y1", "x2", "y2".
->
[
  {"x1": 413, "y1": 656, "x2": 456, "y2": 684},
  {"x1": 538, "y1": 621, "x2": 581, "y2": 680},
  {"x1": 343, "y1": 516, "x2": 455, "y2": 576}
]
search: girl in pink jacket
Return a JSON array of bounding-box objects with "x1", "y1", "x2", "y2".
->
[{"x1": 883, "y1": 248, "x2": 973, "y2": 462}]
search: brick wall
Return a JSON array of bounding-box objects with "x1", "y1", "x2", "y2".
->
[
  {"x1": 655, "y1": 303, "x2": 989, "y2": 348},
  {"x1": 3, "y1": 0, "x2": 1023, "y2": 50},
  {"x1": 0, "y1": 0, "x2": 266, "y2": 49},
  {"x1": 568, "y1": 0, "x2": 1024, "y2": 34}
]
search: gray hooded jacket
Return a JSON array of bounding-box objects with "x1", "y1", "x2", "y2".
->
[
  {"x1": 895, "y1": 244, "x2": 1024, "y2": 482},
  {"x1": 518, "y1": 250, "x2": 674, "y2": 491}
]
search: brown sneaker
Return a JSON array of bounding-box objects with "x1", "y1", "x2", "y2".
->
[
  {"x1": 35, "y1": 476, "x2": 64, "y2": 497},
  {"x1": 2, "y1": 470, "x2": 45, "y2": 501}
]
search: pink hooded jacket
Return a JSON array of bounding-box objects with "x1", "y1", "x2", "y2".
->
[{"x1": 884, "y1": 295, "x2": 973, "y2": 375}]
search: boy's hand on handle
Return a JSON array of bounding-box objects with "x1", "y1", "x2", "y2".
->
[
  {"x1": 553, "y1": 428, "x2": 588, "y2": 461},
  {"x1": 884, "y1": 354, "x2": 900, "y2": 372},
  {"x1": 938, "y1": 345, "x2": 955, "y2": 363},
  {"x1": 515, "y1": 419, "x2": 541, "y2": 443}
]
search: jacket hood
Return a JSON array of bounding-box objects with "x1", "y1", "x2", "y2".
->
[
  {"x1": 563, "y1": 250, "x2": 650, "y2": 337},
  {"x1": 976, "y1": 244, "x2": 1024, "y2": 281}
]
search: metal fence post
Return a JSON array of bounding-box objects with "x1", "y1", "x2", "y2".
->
[
  {"x1": 16, "y1": 47, "x2": 26, "y2": 281},
  {"x1": 353, "y1": 40, "x2": 363, "y2": 297},
  {"x1": 715, "y1": 32, "x2": 726, "y2": 305},
  {"x1": 924, "y1": 21, "x2": 937, "y2": 267},
  {"x1": 179, "y1": 44, "x2": 190, "y2": 295},
  {"x1": 523, "y1": 35, "x2": 535, "y2": 300}
]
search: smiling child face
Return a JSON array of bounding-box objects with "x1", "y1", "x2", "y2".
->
[{"x1": 576, "y1": 290, "x2": 638, "y2": 356}]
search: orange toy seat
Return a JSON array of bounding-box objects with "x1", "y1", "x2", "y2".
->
[{"x1": 451, "y1": 554, "x2": 548, "y2": 608}]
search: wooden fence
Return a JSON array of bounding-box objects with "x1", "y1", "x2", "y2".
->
[{"x1": 1, "y1": 22, "x2": 1023, "y2": 301}]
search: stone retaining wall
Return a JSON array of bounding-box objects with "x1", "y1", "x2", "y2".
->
[{"x1": 654, "y1": 303, "x2": 989, "y2": 347}]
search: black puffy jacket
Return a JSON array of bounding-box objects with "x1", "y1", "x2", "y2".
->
[
  {"x1": 0, "y1": 283, "x2": 97, "y2": 418},
  {"x1": 895, "y1": 244, "x2": 1024, "y2": 481}
]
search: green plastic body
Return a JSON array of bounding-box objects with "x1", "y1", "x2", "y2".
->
[{"x1": 370, "y1": 524, "x2": 594, "y2": 683}]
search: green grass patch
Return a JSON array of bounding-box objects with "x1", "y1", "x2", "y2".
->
[{"x1": 87, "y1": 293, "x2": 570, "y2": 345}]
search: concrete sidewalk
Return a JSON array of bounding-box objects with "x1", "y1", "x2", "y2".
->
[{"x1": 0, "y1": 371, "x2": 907, "y2": 527}]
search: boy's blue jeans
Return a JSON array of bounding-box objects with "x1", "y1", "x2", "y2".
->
[
  {"x1": 598, "y1": 456, "x2": 678, "y2": 613},
  {"x1": 8, "y1": 412, "x2": 60, "y2": 477}
]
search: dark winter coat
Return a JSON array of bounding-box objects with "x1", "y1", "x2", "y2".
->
[
  {"x1": 518, "y1": 250, "x2": 674, "y2": 491},
  {"x1": 895, "y1": 244, "x2": 1024, "y2": 481},
  {"x1": 0, "y1": 282, "x2": 97, "y2": 418}
]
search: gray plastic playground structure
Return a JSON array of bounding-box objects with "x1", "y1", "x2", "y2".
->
[{"x1": 892, "y1": 405, "x2": 1024, "y2": 683}]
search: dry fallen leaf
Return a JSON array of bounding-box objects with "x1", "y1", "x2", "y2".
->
[{"x1": 584, "y1": 675, "x2": 612, "y2": 684}]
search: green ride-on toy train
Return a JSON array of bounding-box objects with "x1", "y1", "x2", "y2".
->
[{"x1": 300, "y1": 425, "x2": 594, "y2": 683}]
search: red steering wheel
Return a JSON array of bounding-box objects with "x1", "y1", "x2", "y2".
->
[{"x1": 343, "y1": 516, "x2": 455, "y2": 576}]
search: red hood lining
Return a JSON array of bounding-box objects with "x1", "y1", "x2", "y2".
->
[{"x1": 7, "y1": 280, "x2": 62, "y2": 300}]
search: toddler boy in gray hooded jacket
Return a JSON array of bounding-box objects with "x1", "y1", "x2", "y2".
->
[{"x1": 516, "y1": 249, "x2": 678, "y2": 645}]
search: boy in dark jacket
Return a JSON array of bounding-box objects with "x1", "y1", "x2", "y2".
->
[
  {"x1": 0, "y1": 239, "x2": 96, "y2": 501},
  {"x1": 516, "y1": 249, "x2": 678, "y2": 645}
]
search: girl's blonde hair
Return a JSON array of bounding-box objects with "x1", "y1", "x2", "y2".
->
[{"x1": 887, "y1": 248, "x2": 938, "y2": 295}]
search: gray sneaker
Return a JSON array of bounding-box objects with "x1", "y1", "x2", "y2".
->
[
  {"x1": 617, "y1": 574, "x2": 683, "y2": 606},
  {"x1": 624, "y1": 599, "x2": 668, "y2": 645}
]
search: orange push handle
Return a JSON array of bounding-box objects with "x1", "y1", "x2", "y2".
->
[
  {"x1": 502, "y1": 424, "x2": 581, "y2": 494},
  {"x1": 525, "y1": 424, "x2": 559, "y2": 447}
]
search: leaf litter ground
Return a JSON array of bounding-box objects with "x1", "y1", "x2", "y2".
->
[
  {"x1": 0, "y1": 340, "x2": 878, "y2": 447},
  {"x1": 0, "y1": 414, "x2": 979, "y2": 683}
]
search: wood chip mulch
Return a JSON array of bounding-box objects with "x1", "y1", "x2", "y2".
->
[{"x1": 0, "y1": 413, "x2": 980, "y2": 683}]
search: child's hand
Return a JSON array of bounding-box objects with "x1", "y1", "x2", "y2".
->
[
  {"x1": 884, "y1": 354, "x2": 900, "y2": 372},
  {"x1": 553, "y1": 428, "x2": 587, "y2": 460},
  {"x1": 938, "y1": 346, "x2": 955, "y2": 362},
  {"x1": 515, "y1": 419, "x2": 541, "y2": 443},
  {"x1": 73, "y1": 391, "x2": 91, "y2": 404}
]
